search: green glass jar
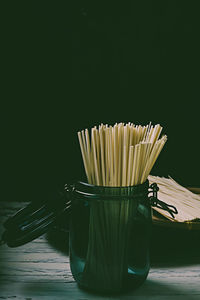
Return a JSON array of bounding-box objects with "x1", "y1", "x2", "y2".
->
[{"x1": 69, "y1": 180, "x2": 152, "y2": 293}]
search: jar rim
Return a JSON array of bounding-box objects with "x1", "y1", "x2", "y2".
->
[
  {"x1": 77, "y1": 179, "x2": 149, "y2": 189},
  {"x1": 73, "y1": 179, "x2": 149, "y2": 200}
]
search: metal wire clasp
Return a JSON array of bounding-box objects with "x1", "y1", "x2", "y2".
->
[
  {"x1": 64, "y1": 183, "x2": 75, "y2": 193},
  {"x1": 149, "y1": 183, "x2": 178, "y2": 219},
  {"x1": 63, "y1": 183, "x2": 74, "y2": 208}
]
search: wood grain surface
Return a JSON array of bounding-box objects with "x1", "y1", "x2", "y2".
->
[{"x1": 1, "y1": 201, "x2": 200, "y2": 300}]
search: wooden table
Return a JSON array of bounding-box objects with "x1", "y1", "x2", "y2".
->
[{"x1": 1, "y1": 201, "x2": 200, "y2": 300}]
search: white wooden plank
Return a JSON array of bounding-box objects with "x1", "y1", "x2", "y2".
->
[
  {"x1": 0, "y1": 274, "x2": 70, "y2": 283},
  {"x1": 0, "y1": 262, "x2": 72, "y2": 276},
  {"x1": 150, "y1": 265, "x2": 200, "y2": 277},
  {"x1": 0, "y1": 252, "x2": 69, "y2": 263},
  {"x1": 0, "y1": 237, "x2": 64, "y2": 253},
  {"x1": 0, "y1": 296, "x2": 200, "y2": 300}
]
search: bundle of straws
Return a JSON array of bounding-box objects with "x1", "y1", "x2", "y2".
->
[
  {"x1": 78, "y1": 122, "x2": 167, "y2": 187},
  {"x1": 77, "y1": 122, "x2": 167, "y2": 290},
  {"x1": 149, "y1": 175, "x2": 200, "y2": 222}
]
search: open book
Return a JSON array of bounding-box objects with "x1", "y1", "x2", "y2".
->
[{"x1": 148, "y1": 175, "x2": 200, "y2": 223}]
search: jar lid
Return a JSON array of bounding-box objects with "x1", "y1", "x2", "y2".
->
[{"x1": 1, "y1": 189, "x2": 71, "y2": 247}]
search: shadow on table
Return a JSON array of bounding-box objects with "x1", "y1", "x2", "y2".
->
[{"x1": 46, "y1": 227, "x2": 69, "y2": 256}]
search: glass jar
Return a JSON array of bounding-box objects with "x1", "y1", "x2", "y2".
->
[{"x1": 69, "y1": 180, "x2": 152, "y2": 293}]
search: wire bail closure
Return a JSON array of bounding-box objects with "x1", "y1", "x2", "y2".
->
[
  {"x1": 64, "y1": 182, "x2": 178, "y2": 220},
  {"x1": 149, "y1": 183, "x2": 178, "y2": 219},
  {"x1": 63, "y1": 183, "x2": 74, "y2": 206}
]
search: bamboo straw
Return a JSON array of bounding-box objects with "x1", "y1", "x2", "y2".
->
[
  {"x1": 127, "y1": 146, "x2": 134, "y2": 186},
  {"x1": 99, "y1": 126, "x2": 106, "y2": 186},
  {"x1": 91, "y1": 128, "x2": 100, "y2": 185},
  {"x1": 77, "y1": 131, "x2": 91, "y2": 183}
]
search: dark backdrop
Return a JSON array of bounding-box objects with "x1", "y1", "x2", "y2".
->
[{"x1": 2, "y1": 1, "x2": 200, "y2": 203}]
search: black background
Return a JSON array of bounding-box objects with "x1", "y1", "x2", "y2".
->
[{"x1": 2, "y1": 1, "x2": 200, "y2": 203}]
